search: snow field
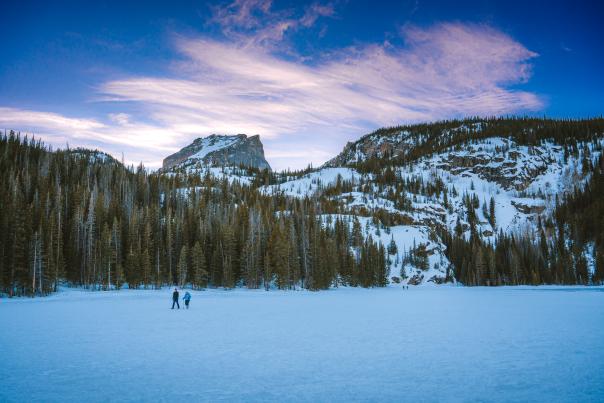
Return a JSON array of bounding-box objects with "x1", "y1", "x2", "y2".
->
[{"x1": 1, "y1": 286, "x2": 604, "y2": 402}]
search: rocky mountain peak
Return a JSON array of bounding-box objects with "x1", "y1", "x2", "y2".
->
[{"x1": 162, "y1": 133, "x2": 271, "y2": 171}]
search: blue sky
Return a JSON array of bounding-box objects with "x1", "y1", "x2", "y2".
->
[{"x1": 0, "y1": 0, "x2": 602, "y2": 170}]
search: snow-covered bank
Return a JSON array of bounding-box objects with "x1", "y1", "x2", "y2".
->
[{"x1": 1, "y1": 287, "x2": 603, "y2": 402}]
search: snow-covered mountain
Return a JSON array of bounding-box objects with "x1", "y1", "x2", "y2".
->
[
  {"x1": 4, "y1": 117, "x2": 604, "y2": 296},
  {"x1": 153, "y1": 119, "x2": 603, "y2": 286},
  {"x1": 263, "y1": 120, "x2": 604, "y2": 285},
  {"x1": 162, "y1": 134, "x2": 271, "y2": 172}
]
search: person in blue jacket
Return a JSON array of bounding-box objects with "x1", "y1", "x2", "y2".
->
[{"x1": 183, "y1": 291, "x2": 192, "y2": 309}]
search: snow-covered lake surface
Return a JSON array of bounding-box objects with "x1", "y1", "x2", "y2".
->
[{"x1": 1, "y1": 286, "x2": 603, "y2": 402}]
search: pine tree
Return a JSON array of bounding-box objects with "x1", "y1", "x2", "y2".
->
[
  {"x1": 387, "y1": 235, "x2": 398, "y2": 255},
  {"x1": 263, "y1": 251, "x2": 272, "y2": 291},
  {"x1": 101, "y1": 223, "x2": 112, "y2": 290},
  {"x1": 31, "y1": 230, "x2": 44, "y2": 295},
  {"x1": 140, "y1": 248, "x2": 152, "y2": 289},
  {"x1": 594, "y1": 245, "x2": 604, "y2": 285},
  {"x1": 489, "y1": 196, "x2": 496, "y2": 229},
  {"x1": 178, "y1": 245, "x2": 188, "y2": 288},
  {"x1": 211, "y1": 243, "x2": 223, "y2": 287},
  {"x1": 268, "y1": 224, "x2": 289, "y2": 289},
  {"x1": 191, "y1": 241, "x2": 208, "y2": 289},
  {"x1": 125, "y1": 250, "x2": 138, "y2": 289},
  {"x1": 12, "y1": 194, "x2": 29, "y2": 296},
  {"x1": 111, "y1": 218, "x2": 123, "y2": 289}
]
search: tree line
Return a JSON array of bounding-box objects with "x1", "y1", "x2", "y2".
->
[
  {"x1": 3, "y1": 116, "x2": 604, "y2": 295},
  {"x1": 0, "y1": 132, "x2": 387, "y2": 297}
]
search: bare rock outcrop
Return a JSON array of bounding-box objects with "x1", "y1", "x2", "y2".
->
[{"x1": 163, "y1": 134, "x2": 271, "y2": 171}]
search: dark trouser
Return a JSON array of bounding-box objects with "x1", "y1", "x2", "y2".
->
[
  {"x1": 172, "y1": 299, "x2": 180, "y2": 309},
  {"x1": 185, "y1": 300, "x2": 190, "y2": 309}
]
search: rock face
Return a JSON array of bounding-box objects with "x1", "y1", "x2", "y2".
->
[
  {"x1": 428, "y1": 139, "x2": 558, "y2": 191},
  {"x1": 163, "y1": 134, "x2": 271, "y2": 171},
  {"x1": 323, "y1": 128, "x2": 425, "y2": 167},
  {"x1": 327, "y1": 131, "x2": 560, "y2": 192}
]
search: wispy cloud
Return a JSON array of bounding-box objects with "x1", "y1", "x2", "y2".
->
[
  {"x1": 0, "y1": 1, "x2": 543, "y2": 170},
  {"x1": 0, "y1": 107, "x2": 180, "y2": 167},
  {"x1": 0, "y1": 108, "x2": 105, "y2": 131},
  {"x1": 208, "y1": 0, "x2": 335, "y2": 50}
]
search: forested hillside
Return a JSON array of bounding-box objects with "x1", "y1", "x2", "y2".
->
[
  {"x1": 440, "y1": 152, "x2": 604, "y2": 285},
  {"x1": 0, "y1": 133, "x2": 386, "y2": 296},
  {"x1": 1, "y1": 116, "x2": 604, "y2": 297},
  {"x1": 268, "y1": 117, "x2": 604, "y2": 286}
]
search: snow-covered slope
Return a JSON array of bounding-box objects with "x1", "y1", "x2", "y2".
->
[
  {"x1": 261, "y1": 168, "x2": 363, "y2": 197},
  {"x1": 262, "y1": 133, "x2": 603, "y2": 285},
  {"x1": 320, "y1": 214, "x2": 452, "y2": 285}
]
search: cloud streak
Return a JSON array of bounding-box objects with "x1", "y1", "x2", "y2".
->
[
  {"x1": 0, "y1": 107, "x2": 181, "y2": 167},
  {"x1": 0, "y1": 1, "x2": 543, "y2": 170},
  {"x1": 208, "y1": 0, "x2": 335, "y2": 50}
]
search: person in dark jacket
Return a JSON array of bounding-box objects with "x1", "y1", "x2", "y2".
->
[{"x1": 172, "y1": 288, "x2": 180, "y2": 309}]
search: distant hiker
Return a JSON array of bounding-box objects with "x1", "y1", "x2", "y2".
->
[
  {"x1": 183, "y1": 291, "x2": 191, "y2": 309},
  {"x1": 172, "y1": 288, "x2": 180, "y2": 309}
]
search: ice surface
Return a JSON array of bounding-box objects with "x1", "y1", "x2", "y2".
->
[{"x1": 1, "y1": 287, "x2": 603, "y2": 402}]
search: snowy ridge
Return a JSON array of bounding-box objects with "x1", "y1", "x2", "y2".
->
[
  {"x1": 260, "y1": 168, "x2": 363, "y2": 197},
  {"x1": 260, "y1": 136, "x2": 604, "y2": 285},
  {"x1": 323, "y1": 122, "x2": 485, "y2": 167}
]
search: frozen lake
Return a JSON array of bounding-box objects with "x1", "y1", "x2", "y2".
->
[{"x1": 1, "y1": 286, "x2": 603, "y2": 402}]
